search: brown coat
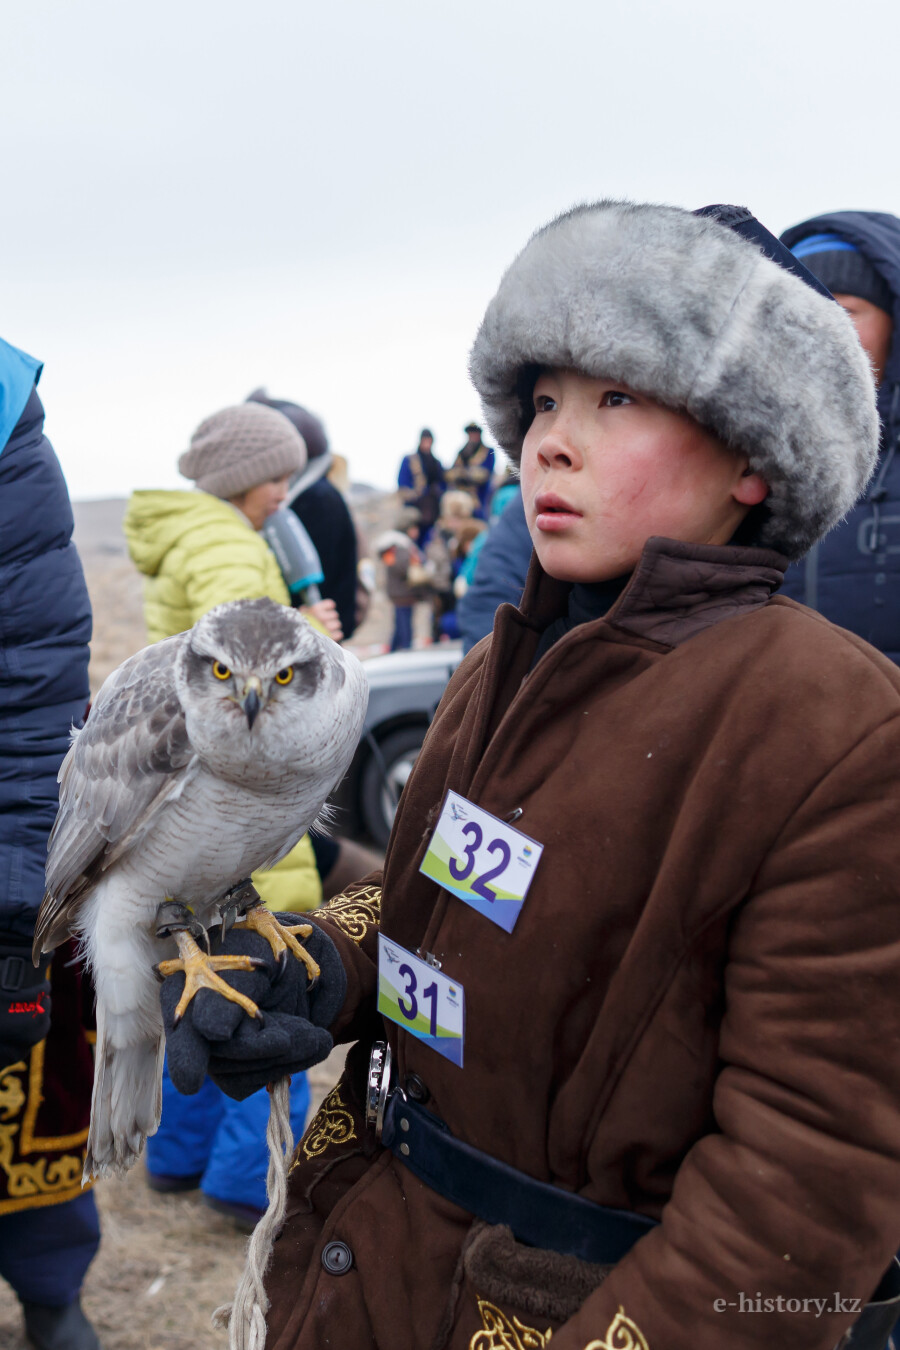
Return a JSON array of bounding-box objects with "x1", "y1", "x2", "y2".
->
[{"x1": 267, "y1": 537, "x2": 900, "y2": 1350}]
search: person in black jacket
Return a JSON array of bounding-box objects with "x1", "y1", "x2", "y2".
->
[
  {"x1": 0, "y1": 339, "x2": 100, "y2": 1349},
  {"x1": 780, "y1": 213, "x2": 900, "y2": 660},
  {"x1": 247, "y1": 390, "x2": 360, "y2": 640}
]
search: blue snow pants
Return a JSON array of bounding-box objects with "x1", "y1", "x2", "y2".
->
[{"x1": 145, "y1": 1056, "x2": 310, "y2": 1211}]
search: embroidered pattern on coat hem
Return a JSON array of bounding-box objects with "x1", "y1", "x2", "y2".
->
[
  {"x1": 0, "y1": 1058, "x2": 90, "y2": 1212},
  {"x1": 583, "y1": 1307, "x2": 649, "y2": 1349},
  {"x1": 470, "y1": 1299, "x2": 553, "y2": 1348},
  {"x1": 468, "y1": 1299, "x2": 649, "y2": 1350}
]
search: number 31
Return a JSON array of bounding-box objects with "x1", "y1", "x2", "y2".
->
[{"x1": 397, "y1": 964, "x2": 439, "y2": 1037}]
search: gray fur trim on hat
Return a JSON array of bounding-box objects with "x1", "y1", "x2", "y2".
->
[
  {"x1": 468, "y1": 200, "x2": 879, "y2": 561},
  {"x1": 178, "y1": 403, "x2": 307, "y2": 499}
]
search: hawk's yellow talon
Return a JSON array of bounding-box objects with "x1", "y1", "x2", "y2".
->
[
  {"x1": 236, "y1": 905, "x2": 321, "y2": 983},
  {"x1": 155, "y1": 930, "x2": 263, "y2": 1022}
]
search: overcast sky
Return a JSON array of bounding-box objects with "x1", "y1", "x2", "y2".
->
[{"x1": 3, "y1": 0, "x2": 897, "y2": 500}]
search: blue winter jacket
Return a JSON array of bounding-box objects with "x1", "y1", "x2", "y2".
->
[
  {"x1": 779, "y1": 212, "x2": 900, "y2": 662},
  {"x1": 0, "y1": 350, "x2": 92, "y2": 940}
]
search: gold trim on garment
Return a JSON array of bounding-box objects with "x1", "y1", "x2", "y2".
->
[
  {"x1": 0, "y1": 1062, "x2": 27, "y2": 1120},
  {"x1": 470, "y1": 1300, "x2": 553, "y2": 1349},
  {"x1": 0, "y1": 1122, "x2": 83, "y2": 1199},
  {"x1": 468, "y1": 1301, "x2": 649, "y2": 1350},
  {"x1": 583, "y1": 1308, "x2": 650, "y2": 1350},
  {"x1": 294, "y1": 1084, "x2": 357, "y2": 1165},
  {"x1": 319, "y1": 886, "x2": 382, "y2": 944},
  {"x1": 0, "y1": 1055, "x2": 91, "y2": 1213}
]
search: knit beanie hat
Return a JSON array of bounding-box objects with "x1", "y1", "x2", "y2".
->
[
  {"x1": 178, "y1": 403, "x2": 307, "y2": 499},
  {"x1": 469, "y1": 199, "x2": 879, "y2": 561},
  {"x1": 789, "y1": 233, "x2": 893, "y2": 315}
]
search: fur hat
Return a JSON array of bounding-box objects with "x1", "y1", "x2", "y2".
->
[
  {"x1": 179, "y1": 403, "x2": 307, "y2": 499},
  {"x1": 468, "y1": 200, "x2": 879, "y2": 560}
]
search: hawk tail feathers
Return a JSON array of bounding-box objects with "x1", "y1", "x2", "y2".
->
[{"x1": 84, "y1": 1017, "x2": 164, "y2": 1182}]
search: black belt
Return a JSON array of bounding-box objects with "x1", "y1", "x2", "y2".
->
[{"x1": 381, "y1": 1092, "x2": 657, "y2": 1265}]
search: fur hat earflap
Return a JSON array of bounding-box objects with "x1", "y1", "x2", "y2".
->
[{"x1": 468, "y1": 200, "x2": 880, "y2": 560}]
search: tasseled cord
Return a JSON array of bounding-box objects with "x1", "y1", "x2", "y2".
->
[{"x1": 213, "y1": 1076, "x2": 293, "y2": 1349}]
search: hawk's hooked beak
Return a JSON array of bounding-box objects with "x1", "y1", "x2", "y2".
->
[{"x1": 240, "y1": 676, "x2": 263, "y2": 730}]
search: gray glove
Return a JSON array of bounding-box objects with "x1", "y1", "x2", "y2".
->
[{"x1": 160, "y1": 916, "x2": 346, "y2": 1100}]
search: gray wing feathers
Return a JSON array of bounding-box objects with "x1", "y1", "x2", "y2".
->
[{"x1": 35, "y1": 636, "x2": 196, "y2": 957}]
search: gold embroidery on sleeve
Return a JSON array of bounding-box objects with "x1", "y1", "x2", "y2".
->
[
  {"x1": 583, "y1": 1307, "x2": 649, "y2": 1350},
  {"x1": 295, "y1": 1084, "x2": 357, "y2": 1164},
  {"x1": 470, "y1": 1299, "x2": 553, "y2": 1349},
  {"x1": 319, "y1": 886, "x2": 382, "y2": 944}
]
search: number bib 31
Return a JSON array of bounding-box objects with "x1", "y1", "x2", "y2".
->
[
  {"x1": 377, "y1": 934, "x2": 465, "y2": 1066},
  {"x1": 419, "y1": 790, "x2": 544, "y2": 933}
]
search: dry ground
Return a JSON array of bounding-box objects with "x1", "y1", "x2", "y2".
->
[{"x1": 0, "y1": 498, "x2": 397, "y2": 1349}]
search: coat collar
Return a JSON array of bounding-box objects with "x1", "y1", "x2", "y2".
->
[{"x1": 518, "y1": 536, "x2": 788, "y2": 650}]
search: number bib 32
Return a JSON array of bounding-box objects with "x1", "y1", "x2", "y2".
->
[
  {"x1": 377, "y1": 934, "x2": 465, "y2": 1066},
  {"x1": 419, "y1": 790, "x2": 544, "y2": 933}
]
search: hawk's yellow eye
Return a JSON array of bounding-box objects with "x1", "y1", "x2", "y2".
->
[
  {"x1": 212, "y1": 662, "x2": 231, "y2": 681},
  {"x1": 274, "y1": 667, "x2": 294, "y2": 685}
]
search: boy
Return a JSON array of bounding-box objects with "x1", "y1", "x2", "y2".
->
[{"x1": 161, "y1": 202, "x2": 900, "y2": 1350}]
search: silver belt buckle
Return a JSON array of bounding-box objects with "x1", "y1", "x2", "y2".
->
[{"x1": 365, "y1": 1040, "x2": 393, "y2": 1142}]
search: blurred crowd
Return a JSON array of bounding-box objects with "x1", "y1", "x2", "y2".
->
[{"x1": 382, "y1": 424, "x2": 520, "y2": 650}]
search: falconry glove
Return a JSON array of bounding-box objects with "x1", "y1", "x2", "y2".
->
[
  {"x1": 0, "y1": 937, "x2": 52, "y2": 1055},
  {"x1": 160, "y1": 915, "x2": 346, "y2": 1100}
]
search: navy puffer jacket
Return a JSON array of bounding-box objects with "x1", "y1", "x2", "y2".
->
[
  {"x1": 0, "y1": 369, "x2": 92, "y2": 940},
  {"x1": 780, "y1": 212, "x2": 900, "y2": 662}
]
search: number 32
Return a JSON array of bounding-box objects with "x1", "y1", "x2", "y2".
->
[{"x1": 448, "y1": 821, "x2": 511, "y2": 903}]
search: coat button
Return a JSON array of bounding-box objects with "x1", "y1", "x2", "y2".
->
[
  {"x1": 405, "y1": 1073, "x2": 430, "y2": 1103},
  {"x1": 321, "y1": 1241, "x2": 353, "y2": 1275}
]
